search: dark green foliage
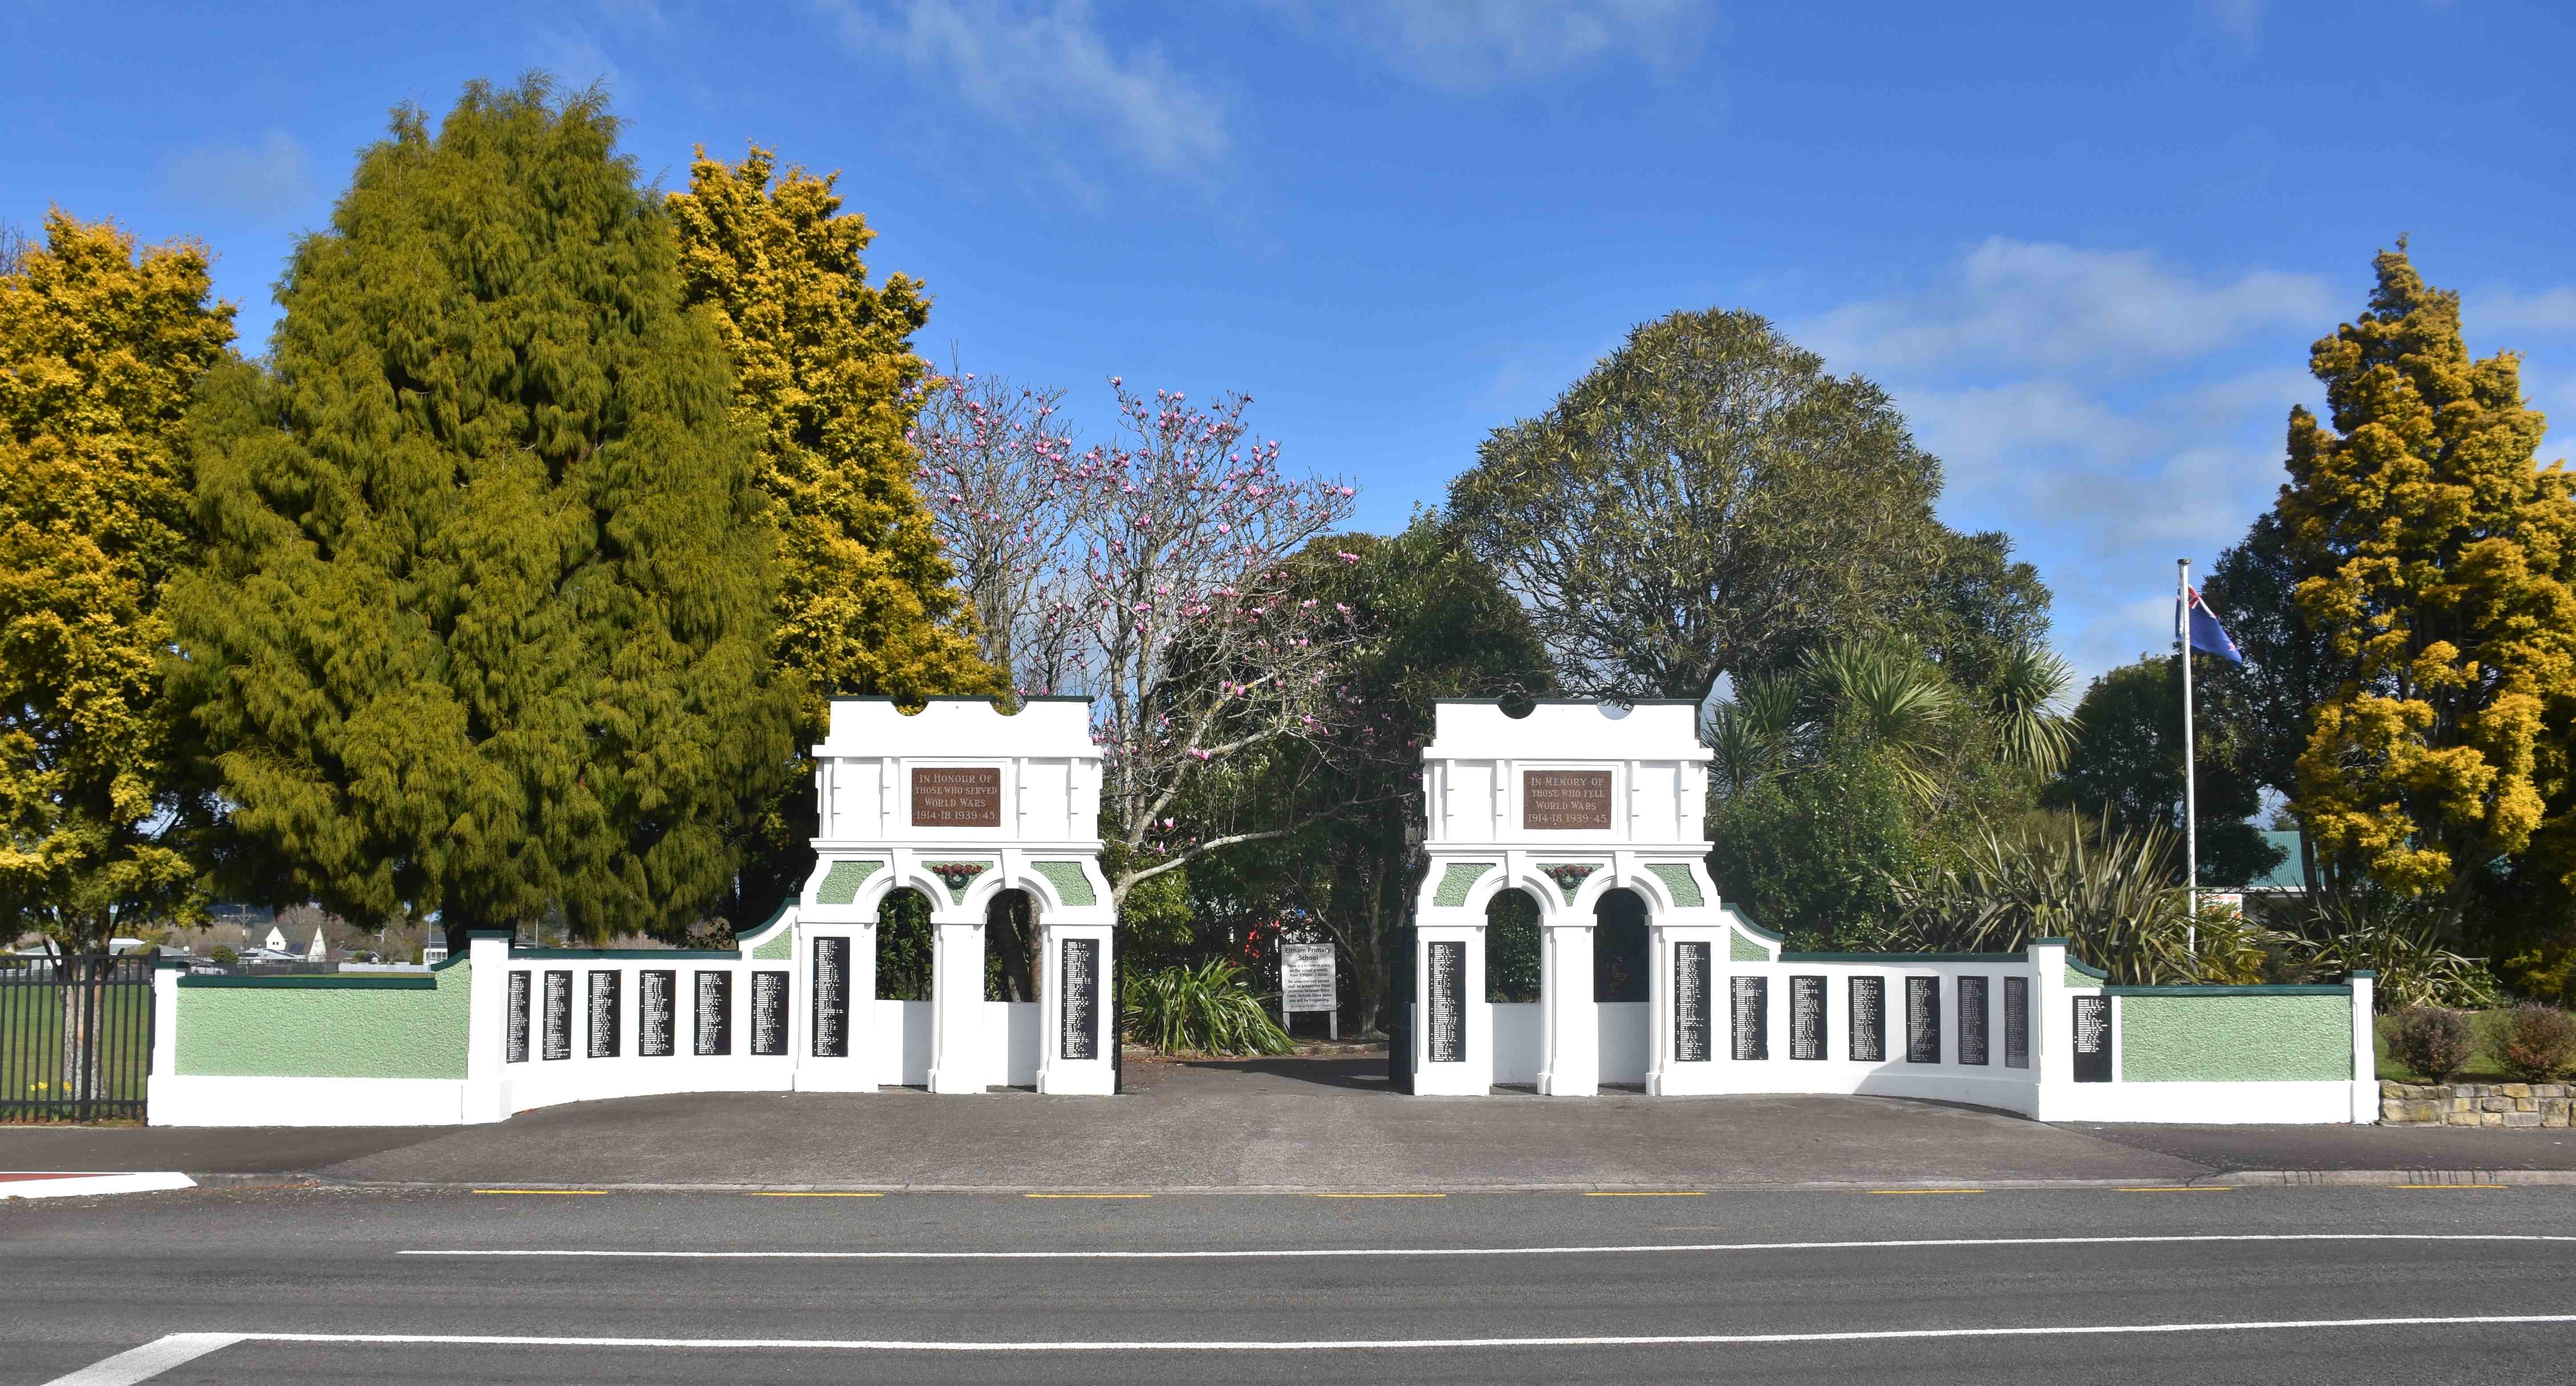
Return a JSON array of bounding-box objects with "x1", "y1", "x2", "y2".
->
[
  {"x1": 1485, "y1": 888, "x2": 1541, "y2": 1003},
  {"x1": 2045, "y1": 656, "x2": 2282, "y2": 888},
  {"x1": 2388, "y1": 1005, "x2": 2473, "y2": 1083},
  {"x1": 875, "y1": 887, "x2": 931, "y2": 1001},
  {"x1": 2488, "y1": 1002, "x2": 2576, "y2": 1081},
  {"x1": 1122, "y1": 958, "x2": 1294, "y2": 1056},
  {"x1": 171, "y1": 77, "x2": 793, "y2": 946},
  {"x1": 1892, "y1": 529, "x2": 2055, "y2": 696},
  {"x1": 1711, "y1": 737, "x2": 1921, "y2": 952}
]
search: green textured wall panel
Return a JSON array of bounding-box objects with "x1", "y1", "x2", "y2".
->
[
  {"x1": 1432, "y1": 862, "x2": 1495, "y2": 908},
  {"x1": 1647, "y1": 863, "x2": 1704, "y2": 907},
  {"x1": 815, "y1": 859, "x2": 882, "y2": 905},
  {"x1": 2119, "y1": 993, "x2": 2352, "y2": 1082},
  {"x1": 1730, "y1": 929, "x2": 1769, "y2": 962},
  {"x1": 1034, "y1": 861, "x2": 1096, "y2": 906},
  {"x1": 754, "y1": 927, "x2": 794, "y2": 960},
  {"x1": 175, "y1": 962, "x2": 472, "y2": 1079},
  {"x1": 2065, "y1": 962, "x2": 2102, "y2": 989}
]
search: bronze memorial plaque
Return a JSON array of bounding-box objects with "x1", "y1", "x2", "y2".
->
[
  {"x1": 1522, "y1": 770, "x2": 1613, "y2": 830},
  {"x1": 911, "y1": 766, "x2": 1003, "y2": 827}
]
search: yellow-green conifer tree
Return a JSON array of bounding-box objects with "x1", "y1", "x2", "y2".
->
[
  {"x1": 0, "y1": 212, "x2": 235, "y2": 949},
  {"x1": 667, "y1": 146, "x2": 996, "y2": 922},
  {"x1": 2283, "y1": 241, "x2": 2576, "y2": 919}
]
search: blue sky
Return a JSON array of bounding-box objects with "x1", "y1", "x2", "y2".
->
[{"x1": 8, "y1": 1, "x2": 2572, "y2": 681}]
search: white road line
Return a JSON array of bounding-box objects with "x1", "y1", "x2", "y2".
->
[
  {"x1": 69, "y1": 1316, "x2": 2576, "y2": 1359},
  {"x1": 41, "y1": 1333, "x2": 242, "y2": 1385},
  {"x1": 398, "y1": 1232, "x2": 2576, "y2": 1261}
]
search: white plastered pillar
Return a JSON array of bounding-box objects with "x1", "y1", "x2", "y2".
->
[
  {"x1": 1538, "y1": 912, "x2": 1598, "y2": 1097},
  {"x1": 926, "y1": 912, "x2": 987, "y2": 1095},
  {"x1": 1411, "y1": 921, "x2": 1491, "y2": 1095}
]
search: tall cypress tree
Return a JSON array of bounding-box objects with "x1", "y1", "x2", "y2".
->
[
  {"x1": 666, "y1": 145, "x2": 996, "y2": 924},
  {"x1": 173, "y1": 78, "x2": 793, "y2": 946}
]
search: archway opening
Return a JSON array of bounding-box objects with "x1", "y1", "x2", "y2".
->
[
  {"x1": 1486, "y1": 886, "x2": 1546, "y2": 1088},
  {"x1": 1594, "y1": 886, "x2": 1652, "y2": 1087},
  {"x1": 877, "y1": 886, "x2": 936, "y2": 1087},
  {"x1": 984, "y1": 888, "x2": 1037, "y2": 1002}
]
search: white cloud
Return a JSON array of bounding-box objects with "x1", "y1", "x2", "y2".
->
[
  {"x1": 826, "y1": 0, "x2": 1228, "y2": 196},
  {"x1": 2470, "y1": 285, "x2": 2576, "y2": 339},
  {"x1": 1802, "y1": 238, "x2": 2332, "y2": 378},
  {"x1": 2204, "y1": 0, "x2": 2264, "y2": 49},
  {"x1": 1332, "y1": 0, "x2": 1712, "y2": 91},
  {"x1": 161, "y1": 130, "x2": 312, "y2": 218}
]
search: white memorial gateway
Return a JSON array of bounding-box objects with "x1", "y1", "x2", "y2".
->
[
  {"x1": 799, "y1": 697, "x2": 1117, "y2": 1095},
  {"x1": 1407, "y1": 699, "x2": 1756, "y2": 1097}
]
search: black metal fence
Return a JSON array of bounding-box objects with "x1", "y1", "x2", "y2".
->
[{"x1": 1, "y1": 954, "x2": 156, "y2": 1122}]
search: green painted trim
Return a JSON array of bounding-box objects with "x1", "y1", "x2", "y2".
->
[
  {"x1": 2106, "y1": 984, "x2": 2353, "y2": 996},
  {"x1": 1727, "y1": 908, "x2": 1786, "y2": 944},
  {"x1": 507, "y1": 948, "x2": 745, "y2": 960},
  {"x1": 1730, "y1": 929, "x2": 1770, "y2": 962},
  {"x1": 178, "y1": 974, "x2": 433, "y2": 989},
  {"x1": 735, "y1": 898, "x2": 794, "y2": 957},
  {"x1": 814, "y1": 859, "x2": 884, "y2": 906},
  {"x1": 1432, "y1": 862, "x2": 1496, "y2": 909},
  {"x1": 2063, "y1": 954, "x2": 2110, "y2": 981},
  {"x1": 1780, "y1": 951, "x2": 2027, "y2": 963},
  {"x1": 1646, "y1": 864, "x2": 1704, "y2": 908},
  {"x1": 1032, "y1": 861, "x2": 1097, "y2": 907},
  {"x1": 175, "y1": 959, "x2": 472, "y2": 1080},
  {"x1": 2119, "y1": 992, "x2": 2354, "y2": 1082}
]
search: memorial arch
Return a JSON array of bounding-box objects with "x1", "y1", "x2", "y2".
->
[
  {"x1": 796, "y1": 697, "x2": 1117, "y2": 1095},
  {"x1": 1407, "y1": 699, "x2": 1773, "y2": 1097}
]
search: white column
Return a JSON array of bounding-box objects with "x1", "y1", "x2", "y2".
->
[
  {"x1": 1539, "y1": 921, "x2": 1598, "y2": 1097},
  {"x1": 1411, "y1": 924, "x2": 1491, "y2": 1095},
  {"x1": 1646, "y1": 923, "x2": 1672, "y2": 1095},
  {"x1": 926, "y1": 920, "x2": 986, "y2": 1093},
  {"x1": 2350, "y1": 970, "x2": 2378, "y2": 1124},
  {"x1": 1037, "y1": 922, "x2": 1116, "y2": 1095},
  {"x1": 461, "y1": 932, "x2": 509, "y2": 1123},
  {"x1": 2028, "y1": 938, "x2": 2069, "y2": 1121}
]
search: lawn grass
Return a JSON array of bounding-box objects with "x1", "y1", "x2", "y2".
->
[{"x1": 0, "y1": 976, "x2": 151, "y2": 1118}]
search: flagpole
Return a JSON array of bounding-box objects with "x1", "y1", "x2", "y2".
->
[{"x1": 2177, "y1": 558, "x2": 2198, "y2": 961}]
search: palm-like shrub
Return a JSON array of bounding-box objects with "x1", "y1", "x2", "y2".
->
[
  {"x1": 2300, "y1": 891, "x2": 2497, "y2": 1011},
  {"x1": 1123, "y1": 958, "x2": 1295, "y2": 1056},
  {"x1": 1874, "y1": 813, "x2": 2221, "y2": 983}
]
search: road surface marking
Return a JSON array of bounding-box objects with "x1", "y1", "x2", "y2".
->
[
  {"x1": 65, "y1": 1316, "x2": 2576, "y2": 1363},
  {"x1": 1867, "y1": 1189, "x2": 1984, "y2": 1195},
  {"x1": 747, "y1": 1192, "x2": 884, "y2": 1198},
  {"x1": 1023, "y1": 1193, "x2": 1150, "y2": 1199},
  {"x1": 2398, "y1": 1184, "x2": 2507, "y2": 1190},
  {"x1": 40, "y1": 1333, "x2": 240, "y2": 1385},
  {"x1": 2118, "y1": 1187, "x2": 2230, "y2": 1193},
  {"x1": 1585, "y1": 1191, "x2": 1703, "y2": 1197},
  {"x1": 1316, "y1": 1193, "x2": 1445, "y2": 1198},
  {"x1": 400, "y1": 1231, "x2": 2576, "y2": 1262},
  {"x1": 473, "y1": 1189, "x2": 608, "y2": 1196}
]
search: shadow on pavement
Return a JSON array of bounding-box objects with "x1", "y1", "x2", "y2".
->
[{"x1": 1162, "y1": 1056, "x2": 1392, "y2": 1091}]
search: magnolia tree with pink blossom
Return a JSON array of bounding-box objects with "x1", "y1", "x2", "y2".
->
[
  {"x1": 917, "y1": 375, "x2": 1357, "y2": 910},
  {"x1": 909, "y1": 365, "x2": 1080, "y2": 688}
]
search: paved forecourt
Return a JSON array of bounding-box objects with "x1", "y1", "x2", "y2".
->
[{"x1": 12, "y1": 1183, "x2": 2576, "y2": 1384}]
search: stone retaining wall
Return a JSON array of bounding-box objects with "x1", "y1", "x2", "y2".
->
[{"x1": 2381, "y1": 1080, "x2": 2575, "y2": 1127}]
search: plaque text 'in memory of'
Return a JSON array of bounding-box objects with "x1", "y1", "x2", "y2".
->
[{"x1": 1521, "y1": 770, "x2": 1612, "y2": 831}]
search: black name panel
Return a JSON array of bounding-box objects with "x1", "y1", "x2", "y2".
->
[
  {"x1": 813, "y1": 937, "x2": 850, "y2": 1058},
  {"x1": 1730, "y1": 975, "x2": 1768, "y2": 1061},
  {"x1": 506, "y1": 971, "x2": 531, "y2": 1064},
  {"x1": 640, "y1": 970, "x2": 675, "y2": 1058},
  {"x1": 542, "y1": 970, "x2": 572, "y2": 1061},
  {"x1": 1905, "y1": 975, "x2": 1941, "y2": 1064},
  {"x1": 1061, "y1": 937, "x2": 1099, "y2": 1061},
  {"x1": 695, "y1": 970, "x2": 732, "y2": 1056},
  {"x1": 1790, "y1": 974, "x2": 1826, "y2": 1060},
  {"x1": 2073, "y1": 995, "x2": 2113, "y2": 1082},
  {"x1": 751, "y1": 970, "x2": 788, "y2": 1056},
  {"x1": 588, "y1": 970, "x2": 622, "y2": 1059},
  {"x1": 1850, "y1": 975, "x2": 1886, "y2": 1063},
  {"x1": 1427, "y1": 941, "x2": 1465, "y2": 1063},
  {"x1": 2003, "y1": 976, "x2": 2030, "y2": 1069},
  {"x1": 1674, "y1": 942, "x2": 1711, "y2": 1062},
  {"x1": 1957, "y1": 975, "x2": 1988, "y2": 1067}
]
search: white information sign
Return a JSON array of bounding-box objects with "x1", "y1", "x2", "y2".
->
[{"x1": 1281, "y1": 942, "x2": 1337, "y2": 1039}]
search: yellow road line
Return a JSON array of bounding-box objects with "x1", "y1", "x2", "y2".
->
[
  {"x1": 747, "y1": 1192, "x2": 885, "y2": 1198},
  {"x1": 2118, "y1": 1186, "x2": 2230, "y2": 1193},
  {"x1": 2397, "y1": 1183, "x2": 2507, "y2": 1190},
  {"x1": 1024, "y1": 1193, "x2": 1151, "y2": 1199},
  {"x1": 1585, "y1": 1191, "x2": 1705, "y2": 1197},
  {"x1": 1867, "y1": 1189, "x2": 1984, "y2": 1195},
  {"x1": 1316, "y1": 1193, "x2": 1446, "y2": 1198},
  {"x1": 473, "y1": 1189, "x2": 608, "y2": 1196}
]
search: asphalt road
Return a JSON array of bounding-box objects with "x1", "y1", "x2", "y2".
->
[{"x1": 8, "y1": 1182, "x2": 2575, "y2": 1383}]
